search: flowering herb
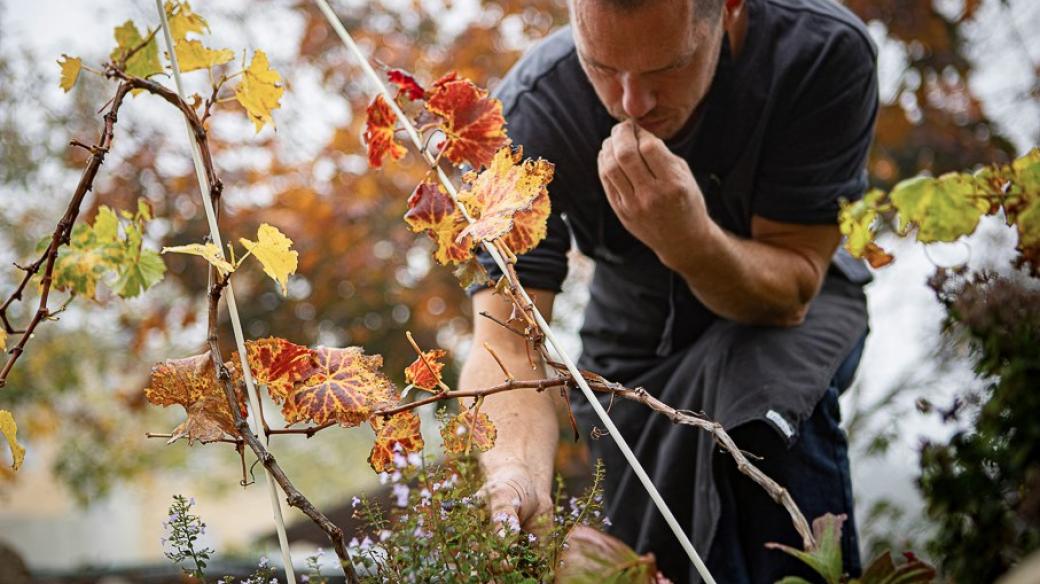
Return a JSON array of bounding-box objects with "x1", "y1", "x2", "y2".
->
[{"x1": 161, "y1": 494, "x2": 214, "y2": 581}]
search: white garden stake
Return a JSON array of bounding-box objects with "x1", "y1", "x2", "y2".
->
[
  {"x1": 311, "y1": 1, "x2": 717, "y2": 581},
  {"x1": 153, "y1": 2, "x2": 297, "y2": 582}
]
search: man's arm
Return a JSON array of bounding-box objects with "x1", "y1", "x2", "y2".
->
[
  {"x1": 459, "y1": 286, "x2": 561, "y2": 531},
  {"x1": 598, "y1": 121, "x2": 838, "y2": 326}
]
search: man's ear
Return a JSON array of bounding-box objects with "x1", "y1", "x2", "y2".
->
[{"x1": 723, "y1": 0, "x2": 748, "y2": 58}]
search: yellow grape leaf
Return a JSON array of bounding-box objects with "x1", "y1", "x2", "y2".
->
[
  {"x1": 237, "y1": 337, "x2": 318, "y2": 403},
  {"x1": 364, "y1": 94, "x2": 407, "y2": 169},
  {"x1": 57, "y1": 54, "x2": 82, "y2": 93},
  {"x1": 457, "y1": 146, "x2": 555, "y2": 254},
  {"x1": 49, "y1": 206, "x2": 124, "y2": 298},
  {"x1": 234, "y1": 50, "x2": 284, "y2": 133},
  {"x1": 174, "y1": 40, "x2": 234, "y2": 73},
  {"x1": 161, "y1": 242, "x2": 236, "y2": 276},
  {"x1": 425, "y1": 73, "x2": 510, "y2": 170},
  {"x1": 368, "y1": 412, "x2": 424, "y2": 473},
  {"x1": 0, "y1": 410, "x2": 25, "y2": 472},
  {"x1": 890, "y1": 173, "x2": 989, "y2": 243},
  {"x1": 239, "y1": 223, "x2": 298, "y2": 296},
  {"x1": 144, "y1": 351, "x2": 248, "y2": 444},
  {"x1": 281, "y1": 346, "x2": 397, "y2": 428},
  {"x1": 404, "y1": 181, "x2": 473, "y2": 265},
  {"x1": 404, "y1": 349, "x2": 448, "y2": 391},
  {"x1": 165, "y1": 0, "x2": 209, "y2": 41},
  {"x1": 839, "y1": 188, "x2": 887, "y2": 257},
  {"x1": 110, "y1": 20, "x2": 163, "y2": 80},
  {"x1": 441, "y1": 409, "x2": 497, "y2": 454},
  {"x1": 0, "y1": 327, "x2": 6, "y2": 352}
]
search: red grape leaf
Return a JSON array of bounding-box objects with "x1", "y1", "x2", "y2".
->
[
  {"x1": 441, "y1": 409, "x2": 497, "y2": 454},
  {"x1": 425, "y1": 75, "x2": 509, "y2": 170},
  {"x1": 404, "y1": 181, "x2": 474, "y2": 265},
  {"x1": 862, "y1": 242, "x2": 895, "y2": 269},
  {"x1": 239, "y1": 337, "x2": 318, "y2": 402},
  {"x1": 457, "y1": 146, "x2": 555, "y2": 254},
  {"x1": 364, "y1": 94, "x2": 406, "y2": 169},
  {"x1": 144, "y1": 351, "x2": 248, "y2": 444},
  {"x1": 367, "y1": 411, "x2": 424, "y2": 473},
  {"x1": 404, "y1": 348, "x2": 448, "y2": 391},
  {"x1": 388, "y1": 68, "x2": 425, "y2": 101},
  {"x1": 281, "y1": 346, "x2": 397, "y2": 427}
]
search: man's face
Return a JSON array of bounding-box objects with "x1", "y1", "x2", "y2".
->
[{"x1": 571, "y1": 0, "x2": 725, "y2": 140}]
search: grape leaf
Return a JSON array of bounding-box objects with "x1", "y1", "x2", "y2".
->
[
  {"x1": 404, "y1": 181, "x2": 473, "y2": 265},
  {"x1": 0, "y1": 327, "x2": 6, "y2": 352},
  {"x1": 57, "y1": 54, "x2": 82, "y2": 93},
  {"x1": 238, "y1": 337, "x2": 318, "y2": 402},
  {"x1": 862, "y1": 242, "x2": 895, "y2": 269},
  {"x1": 239, "y1": 223, "x2": 298, "y2": 296},
  {"x1": 766, "y1": 513, "x2": 846, "y2": 584},
  {"x1": 0, "y1": 410, "x2": 25, "y2": 472},
  {"x1": 453, "y1": 257, "x2": 491, "y2": 288},
  {"x1": 48, "y1": 206, "x2": 125, "y2": 298},
  {"x1": 839, "y1": 188, "x2": 886, "y2": 257},
  {"x1": 388, "y1": 68, "x2": 425, "y2": 101},
  {"x1": 165, "y1": 0, "x2": 209, "y2": 41},
  {"x1": 234, "y1": 50, "x2": 284, "y2": 133},
  {"x1": 441, "y1": 409, "x2": 496, "y2": 454},
  {"x1": 174, "y1": 40, "x2": 234, "y2": 73},
  {"x1": 364, "y1": 94, "x2": 407, "y2": 169},
  {"x1": 110, "y1": 218, "x2": 166, "y2": 298},
  {"x1": 890, "y1": 173, "x2": 989, "y2": 243},
  {"x1": 556, "y1": 525, "x2": 661, "y2": 584},
  {"x1": 161, "y1": 242, "x2": 236, "y2": 276},
  {"x1": 404, "y1": 348, "x2": 448, "y2": 391},
  {"x1": 425, "y1": 75, "x2": 509, "y2": 170},
  {"x1": 281, "y1": 346, "x2": 397, "y2": 428},
  {"x1": 368, "y1": 412, "x2": 424, "y2": 473},
  {"x1": 110, "y1": 20, "x2": 163, "y2": 80},
  {"x1": 144, "y1": 351, "x2": 248, "y2": 444},
  {"x1": 456, "y1": 146, "x2": 555, "y2": 253}
]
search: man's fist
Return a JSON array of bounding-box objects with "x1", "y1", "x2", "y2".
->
[{"x1": 597, "y1": 120, "x2": 711, "y2": 265}]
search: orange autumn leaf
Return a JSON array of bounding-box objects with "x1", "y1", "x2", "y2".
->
[
  {"x1": 404, "y1": 348, "x2": 448, "y2": 391},
  {"x1": 367, "y1": 411, "x2": 425, "y2": 473},
  {"x1": 425, "y1": 75, "x2": 509, "y2": 170},
  {"x1": 457, "y1": 146, "x2": 555, "y2": 254},
  {"x1": 441, "y1": 409, "x2": 497, "y2": 454},
  {"x1": 388, "y1": 68, "x2": 425, "y2": 101},
  {"x1": 863, "y1": 242, "x2": 895, "y2": 268},
  {"x1": 144, "y1": 351, "x2": 247, "y2": 444},
  {"x1": 239, "y1": 337, "x2": 318, "y2": 402},
  {"x1": 404, "y1": 181, "x2": 474, "y2": 265},
  {"x1": 364, "y1": 94, "x2": 406, "y2": 169},
  {"x1": 281, "y1": 346, "x2": 397, "y2": 427}
]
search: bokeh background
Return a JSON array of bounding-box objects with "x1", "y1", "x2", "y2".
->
[{"x1": 0, "y1": 0, "x2": 1037, "y2": 579}]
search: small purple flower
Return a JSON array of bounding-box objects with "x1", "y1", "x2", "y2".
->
[
  {"x1": 392, "y1": 483, "x2": 409, "y2": 507},
  {"x1": 351, "y1": 496, "x2": 361, "y2": 508}
]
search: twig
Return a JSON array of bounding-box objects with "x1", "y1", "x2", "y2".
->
[{"x1": 0, "y1": 82, "x2": 132, "y2": 389}]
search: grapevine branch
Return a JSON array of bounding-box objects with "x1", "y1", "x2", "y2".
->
[{"x1": 0, "y1": 81, "x2": 133, "y2": 389}]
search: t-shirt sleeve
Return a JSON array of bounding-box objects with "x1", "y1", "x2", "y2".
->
[
  {"x1": 465, "y1": 92, "x2": 573, "y2": 298},
  {"x1": 752, "y1": 28, "x2": 879, "y2": 224}
]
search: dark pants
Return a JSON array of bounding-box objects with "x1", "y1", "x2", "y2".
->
[{"x1": 705, "y1": 334, "x2": 865, "y2": 583}]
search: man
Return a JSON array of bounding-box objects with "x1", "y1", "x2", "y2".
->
[{"x1": 459, "y1": 0, "x2": 878, "y2": 581}]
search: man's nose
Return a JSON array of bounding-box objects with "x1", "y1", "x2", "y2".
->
[{"x1": 620, "y1": 72, "x2": 655, "y2": 120}]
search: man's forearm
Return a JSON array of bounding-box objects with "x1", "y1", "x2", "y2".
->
[
  {"x1": 658, "y1": 219, "x2": 825, "y2": 327},
  {"x1": 457, "y1": 343, "x2": 560, "y2": 486}
]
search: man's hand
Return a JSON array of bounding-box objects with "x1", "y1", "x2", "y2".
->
[
  {"x1": 478, "y1": 462, "x2": 554, "y2": 536},
  {"x1": 597, "y1": 119, "x2": 710, "y2": 262}
]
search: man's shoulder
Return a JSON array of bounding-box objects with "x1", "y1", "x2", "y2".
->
[
  {"x1": 492, "y1": 26, "x2": 585, "y2": 115},
  {"x1": 762, "y1": 0, "x2": 876, "y2": 65}
]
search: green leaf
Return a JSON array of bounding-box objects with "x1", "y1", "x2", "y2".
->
[
  {"x1": 890, "y1": 173, "x2": 989, "y2": 243},
  {"x1": 766, "y1": 513, "x2": 846, "y2": 584},
  {"x1": 110, "y1": 20, "x2": 163, "y2": 80}
]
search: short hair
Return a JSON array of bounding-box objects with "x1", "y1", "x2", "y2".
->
[{"x1": 580, "y1": 0, "x2": 725, "y2": 21}]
